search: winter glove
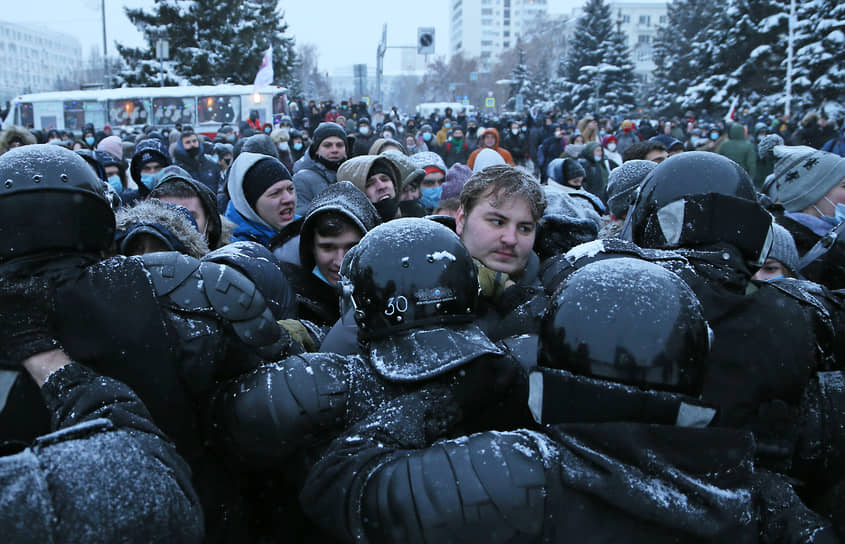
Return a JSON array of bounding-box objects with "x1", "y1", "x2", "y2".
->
[
  {"x1": 474, "y1": 258, "x2": 513, "y2": 300},
  {"x1": 278, "y1": 318, "x2": 319, "y2": 352},
  {"x1": 0, "y1": 275, "x2": 60, "y2": 367}
]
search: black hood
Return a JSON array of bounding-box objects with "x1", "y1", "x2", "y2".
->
[{"x1": 156, "y1": 166, "x2": 223, "y2": 250}]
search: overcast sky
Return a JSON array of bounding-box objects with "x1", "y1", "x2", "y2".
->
[{"x1": 2, "y1": 0, "x2": 589, "y2": 74}]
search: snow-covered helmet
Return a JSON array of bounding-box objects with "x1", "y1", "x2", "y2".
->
[
  {"x1": 0, "y1": 144, "x2": 115, "y2": 262},
  {"x1": 622, "y1": 151, "x2": 773, "y2": 266},
  {"x1": 339, "y1": 218, "x2": 478, "y2": 339},
  {"x1": 540, "y1": 257, "x2": 710, "y2": 395}
]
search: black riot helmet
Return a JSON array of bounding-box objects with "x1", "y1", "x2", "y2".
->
[
  {"x1": 540, "y1": 257, "x2": 710, "y2": 395},
  {"x1": 622, "y1": 151, "x2": 773, "y2": 267},
  {"x1": 0, "y1": 144, "x2": 116, "y2": 262},
  {"x1": 339, "y1": 218, "x2": 478, "y2": 339}
]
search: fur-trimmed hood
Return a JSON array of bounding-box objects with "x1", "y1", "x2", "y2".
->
[
  {"x1": 115, "y1": 199, "x2": 209, "y2": 258},
  {"x1": 0, "y1": 126, "x2": 36, "y2": 155}
]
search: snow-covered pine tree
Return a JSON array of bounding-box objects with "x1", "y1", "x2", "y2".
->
[
  {"x1": 507, "y1": 48, "x2": 534, "y2": 112},
  {"x1": 115, "y1": 0, "x2": 296, "y2": 87},
  {"x1": 790, "y1": 0, "x2": 845, "y2": 112},
  {"x1": 650, "y1": 0, "x2": 721, "y2": 115},
  {"x1": 560, "y1": 0, "x2": 635, "y2": 114}
]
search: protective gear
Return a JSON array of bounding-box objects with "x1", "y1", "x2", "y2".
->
[
  {"x1": 0, "y1": 145, "x2": 115, "y2": 263},
  {"x1": 139, "y1": 172, "x2": 159, "y2": 190},
  {"x1": 340, "y1": 218, "x2": 477, "y2": 338},
  {"x1": 422, "y1": 132, "x2": 432, "y2": 142},
  {"x1": 278, "y1": 141, "x2": 289, "y2": 151},
  {"x1": 84, "y1": 136, "x2": 95, "y2": 146},
  {"x1": 107, "y1": 175, "x2": 122, "y2": 193},
  {"x1": 623, "y1": 151, "x2": 773, "y2": 267},
  {"x1": 293, "y1": 142, "x2": 303, "y2": 151},
  {"x1": 540, "y1": 258, "x2": 710, "y2": 395},
  {"x1": 359, "y1": 126, "x2": 370, "y2": 136}
]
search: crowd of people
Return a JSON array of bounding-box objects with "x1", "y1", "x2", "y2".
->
[{"x1": 1, "y1": 95, "x2": 845, "y2": 542}]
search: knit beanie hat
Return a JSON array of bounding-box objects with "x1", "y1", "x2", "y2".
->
[
  {"x1": 381, "y1": 150, "x2": 425, "y2": 191},
  {"x1": 769, "y1": 145, "x2": 845, "y2": 212},
  {"x1": 308, "y1": 122, "x2": 347, "y2": 159},
  {"x1": 409, "y1": 151, "x2": 447, "y2": 175},
  {"x1": 442, "y1": 163, "x2": 472, "y2": 200},
  {"x1": 243, "y1": 158, "x2": 292, "y2": 210},
  {"x1": 473, "y1": 148, "x2": 506, "y2": 172},
  {"x1": 368, "y1": 158, "x2": 397, "y2": 182},
  {"x1": 562, "y1": 158, "x2": 586, "y2": 181},
  {"x1": 767, "y1": 223, "x2": 800, "y2": 274},
  {"x1": 97, "y1": 135, "x2": 123, "y2": 161},
  {"x1": 606, "y1": 160, "x2": 657, "y2": 219}
]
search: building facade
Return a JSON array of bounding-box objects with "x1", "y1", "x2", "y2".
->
[
  {"x1": 0, "y1": 21, "x2": 82, "y2": 105},
  {"x1": 450, "y1": 0, "x2": 549, "y2": 72}
]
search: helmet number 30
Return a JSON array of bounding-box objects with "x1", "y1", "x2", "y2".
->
[{"x1": 384, "y1": 296, "x2": 409, "y2": 316}]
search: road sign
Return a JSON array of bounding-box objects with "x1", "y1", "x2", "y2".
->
[
  {"x1": 485, "y1": 97, "x2": 495, "y2": 108},
  {"x1": 417, "y1": 28, "x2": 435, "y2": 55},
  {"x1": 361, "y1": 96, "x2": 370, "y2": 105},
  {"x1": 469, "y1": 72, "x2": 478, "y2": 81}
]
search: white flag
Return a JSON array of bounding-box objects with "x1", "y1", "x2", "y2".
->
[{"x1": 254, "y1": 47, "x2": 274, "y2": 87}]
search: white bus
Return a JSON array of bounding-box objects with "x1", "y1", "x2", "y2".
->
[
  {"x1": 415, "y1": 102, "x2": 476, "y2": 120},
  {"x1": 2, "y1": 84, "x2": 289, "y2": 136}
]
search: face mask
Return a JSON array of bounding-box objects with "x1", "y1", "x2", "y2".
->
[
  {"x1": 359, "y1": 126, "x2": 370, "y2": 136},
  {"x1": 85, "y1": 136, "x2": 95, "y2": 146},
  {"x1": 420, "y1": 185, "x2": 443, "y2": 209},
  {"x1": 511, "y1": 128, "x2": 520, "y2": 135},
  {"x1": 521, "y1": 127, "x2": 527, "y2": 133},
  {"x1": 139, "y1": 172, "x2": 160, "y2": 190},
  {"x1": 383, "y1": 131, "x2": 392, "y2": 139},
  {"x1": 710, "y1": 132, "x2": 720, "y2": 141},
  {"x1": 264, "y1": 127, "x2": 271, "y2": 134},
  {"x1": 422, "y1": 132, "x2": 432, "y2": 142},
  {"x1": 107, "y1": 175, "x2": 122, "y2": 193},
  {"x1": 690, "y1": 137, "x2": 701, "y2": 146},
  {"x1": 607, "y1": 143, "x2": 617, "y2": 152},
  {"x1": 765, "y1": 275, "x2": 785, "y2": 282},
  {"x1": 594, "y1": 155, "x2": 602, "y2": 162},
  {"x1": 444, "y1": 123, "x2": 451, "y2": 129},
  {"x1": 554, "y1": 130, "x2": 562, "y2": 139},
  {"x1": 819, "y1": 198, "x2": 845, "y2": 226},
  {"x1": 293, "y1": 142, "x2": 303, "y2": 151},
  {"x1": 279, "y1": 141, "x2": 289, "y2": 151},
  {"x1": 397, "y1": 127, "x2": 404, "y2": 134},
  {"x1": 451, "y1": 136, "x2": 463, "y2": 145},
  {"x1": 373, "y1": 197, "x2": 399, "y2": 222}
]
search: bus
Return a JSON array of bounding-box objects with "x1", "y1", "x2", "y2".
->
[
  {"x1": 2, "y1": 84, "x2": 290, "y2": 137},
  {"x1": 415, "y1": 102, "x2": 476, "y2": 120}
]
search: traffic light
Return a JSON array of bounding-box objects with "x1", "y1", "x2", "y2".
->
[{"x1": 418, "y1": 27, "x2": 435, "y2": 55}]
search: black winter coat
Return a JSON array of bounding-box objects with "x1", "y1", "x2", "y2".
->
[
  {"x1": 173, "y1": 140, "x2": 222, "y2": 195},
  {"x1": 0, "y1": 363, "x2": 203, "y2": 543}
]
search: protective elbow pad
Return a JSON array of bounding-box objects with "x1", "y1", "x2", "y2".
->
[
  {"x1": 361, "y1": 431, "x2": 549, "y2": 543},
  {"x1": 140, "y1": 251, "x2": 281, "y2": 350},
  {"x1": 215, "y1": 352, "x2": 350, "y2": 464}
]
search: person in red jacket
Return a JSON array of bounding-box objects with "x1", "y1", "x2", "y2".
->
[{"x1": 466, "y1": 127, "x2": 515, "y2": 170}]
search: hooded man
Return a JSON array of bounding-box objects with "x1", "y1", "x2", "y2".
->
[
  {"x1": 274, "y1": 181, "x2": 380, "y2": 326},
  {"x1": 172, "y1": 126, "x2": 221, "y2": 195},
  {"x1": 225, "y1": 152, "x2": 297, "y2": 246},
  {"x1": 466, "y1": 127, "x2": 515, "y2": 170},
  {"x1": 337, "y1": 155, "x2": 404, "y2": 222},
  {"x1": 149, "y1": 165, "x2": 225, "y2": 250},
  {"x1": 718, "y1": 123, "x2": 757, "y2": 180},
  {"x1": 129, "y1": 137, "x2": 172, "y2": 201},
  {"x1": 292, "y1": 122, "x2": 347, "y2": 215}
]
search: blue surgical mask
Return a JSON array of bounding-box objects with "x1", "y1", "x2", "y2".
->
[
  {"x1": 293, "y1": 142, "x2": 303, "y2": 151},
  {"x1": 139, "y1": 172, "x2": 160, "y2": 190},
  {"x1": 819, "y1": 199, "x2": 845, "y2": 226},
  {"x1": 85, "y1": 136, "x2": 95, "y2": 146},
  {"x1": 710, "y1": 132, "x2": 720, "y2": 141},
  {"x1": 107, "y1": 175, "x2": 122, "y2": 193},
  {"x1": 765, "y1": 275, "x2": 785, "y2": 282},
  {"x1": 264, "y1": 127, "x2": 272, "y2": 134},
  {"x1": 312, "y1": 265, "x2": 333, "y2": 286},
  {"x1": 420, "y1": 185, "x2": 443, "y2": 209},
  {"x1": 422, "y1": 132, "x2": 432, "y2": 142}
]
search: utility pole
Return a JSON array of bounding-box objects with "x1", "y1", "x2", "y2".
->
[
  {"x1": 101, "y1": 0, "x2": 108, "y2": 87},
  {"x1": 376, "y1": 24, "x2": 387, "y2": 106}
]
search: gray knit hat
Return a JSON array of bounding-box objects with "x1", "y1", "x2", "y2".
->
[
  {"x1": 606, "y1": 160, "x2": 657, "y2": 219},
  {"x1": 767, "y1": 223, "x2": 799, "y2": 274},
  {"x1": 769, "y1": 145, "x2": 845, "y2": 212}
]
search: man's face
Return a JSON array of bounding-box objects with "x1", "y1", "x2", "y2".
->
[
  {"x1": 456, "y1": 189, "x2": 537, "y2": 276},
  {"x1": 219, "y1": 153, "x2": 233, "y2": 169},
  {"x1": 182, "y1": 134, "x2": 199, "y2": 152},
  {"x1": 317, "y1": 136, "x2": 346, "y2": 162},
  {"x1": 313, "y1": 228, "x2": 362, "y2": 286},
  {"x1": 364, "y1": 172, "x2": 395, "y2": 203},
  {"x1": 141, "y1": 161, "x2": 163, "y2": 175},
  {"x1": 645, "y1": 149, "x2": 669, "y2": 163},
  {"x1": 421, "y1": 171, "x2": 445, "y2": 189},
  {"x1": 159, "y1": 195, "x2": 208, "y2": 235},
  {"x1": 451, "y1": 129, "x2": 464, "y2": 140},
  {"x1": 567, "y1": 175, "x2": 584, "y2": 188},
  {"x1": 255, "y1": 179, "x2": 296, "y2": 230},
  {"x1": 399, "y1": 184, "x2": 421, "y2": 201},
  {"x1": 483, "y1": 133, "x2": 497, "y2": 147}
]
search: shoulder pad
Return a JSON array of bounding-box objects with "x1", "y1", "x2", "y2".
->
[
  {"x1": 139, "y1": 252, "x2": 202, "y2": 296},
  {"x1": 199, "y1": 260, "x2": 268, "y2": 322},
  {"x1": 764, "y1": 278, "x2": 832, "y2": 319},
  {"x1": 230, "y1": 308, "x2": 282, "y2": 349}
]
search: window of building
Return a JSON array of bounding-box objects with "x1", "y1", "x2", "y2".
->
[
  {"x1": 482, "y1": 18, "x2": 493, "y2": 25},
  {"x1": 638, "y1": 35, "x2": 650, "y2": 44},
  {"x1": 639, "y1": 15, "x2": 650, "y2": 25},
  {"x1": 481, "y1": 40, "x2": 494, "y2": 46},
  {"x1": 637, "y1": 49, "x2": 651, "y2": 61},
  {"x1": 503, "y1": 41, "x2": 510, "y2": 47},
  {"x1": 659, "y1": 15, "x2": 667, "y2": 24},
  {"x1": 482, "y1": 7, "x2": 492, "y2": 15}
]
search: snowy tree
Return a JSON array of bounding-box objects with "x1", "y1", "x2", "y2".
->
[
  {"x1": 507, "y1": 48, "x2": 535, "y2": 112},
  {"x1": 115, "y1": 0, "x2": 296, "y2": 88},
  {"x1": 790, "y1": 0, "x2": 845, "y2": 111},
  {"x1": 555, "y1": 0, "x2": 635, "y2": 115}
]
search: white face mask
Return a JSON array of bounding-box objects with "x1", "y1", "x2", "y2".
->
[
  {"x1": 607, "y1": 143, "x2": 617, "y2": 152},
  {"x1": 512, "y1": 128, "x2": 520, "y2": 135},
  {"x1": 359, "y1": 126, "x2": 370, "y2": 136},
  {"x1": 383, "y1": 131, "x2": 392, "y2": 139},
  {"x1": 279, "y1": 141, "x2": 289, "y2": 151}
]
